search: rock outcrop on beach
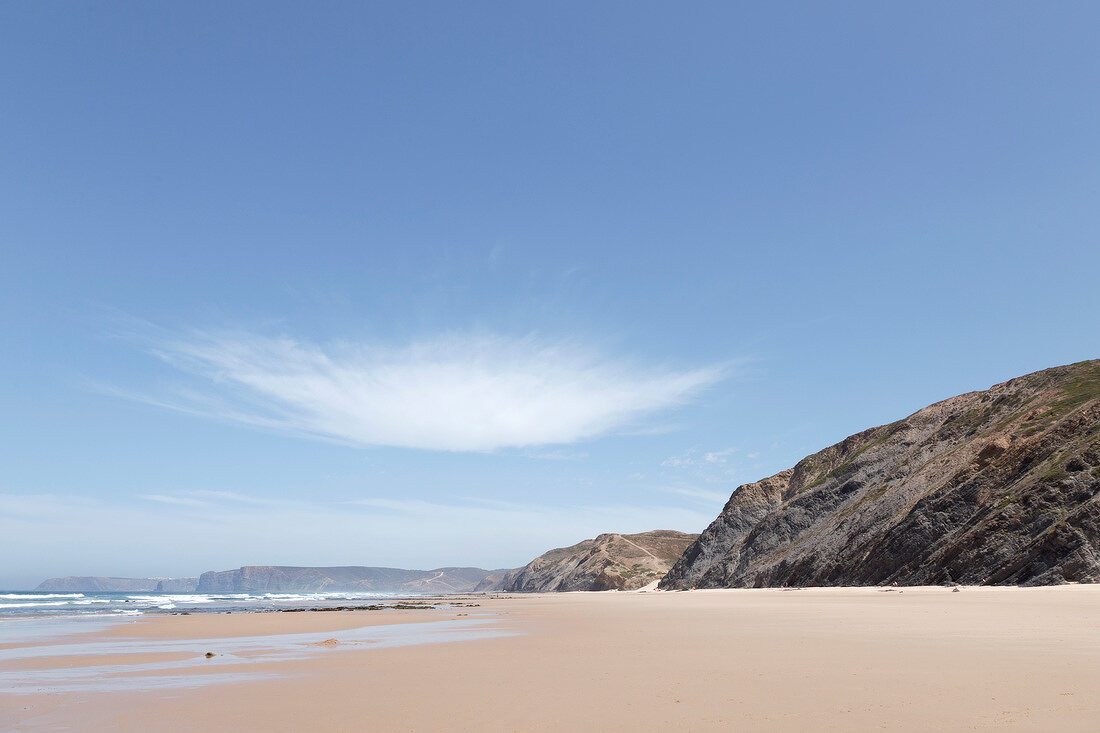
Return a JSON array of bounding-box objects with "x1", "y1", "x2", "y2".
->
[
  {"x1": 488, "y1": 530, "x2": 699, "y2": 592},
  {"x1": 661, "y1": 360, "x2": 1100, "y2": 589},
  {"x1": 195, "y1": 566, "x2": 494, "y2": 593},
  {"x1": 35, "y1": 576, "x2": 199, "y2": 592}
]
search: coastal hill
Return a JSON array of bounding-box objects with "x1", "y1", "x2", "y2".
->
[
  {"x1": 195, "y1": 566, "x2": 495, "y2": 593},
  {"x1": 36, "y1": 576, "x2": 199, "y2": 592},
  {"x1": 484, "y1": 530, "x2": 699, "y2": 592},
  {"x1": 661, "y1": 360, "x2": 1100, "y2": 589}
]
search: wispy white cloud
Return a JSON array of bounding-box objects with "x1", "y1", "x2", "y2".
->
[
  {"x1": 0, "y1": 491, "x2": 716, "y2": 584},
  {"x1": 666, "y1": 486, "x2": 731, "y2": 504},
  {"x1": 0, "y1": 493, "x2": 98, "y2": 518},
  {"x1": 138, "y1": 490, "x2": 295, "y2": 508},
  {"x1": 660, "y1": 445, "x2": 760, "y2": 493},
  {"x1": 661, "y1": 449, "x2": 698, "y2": 467},
  {"x1": 704, "y1": 447, "x2": 737, "y2": 464},
  {"x1": 663, "y1": 446, "x2": 744, "y2": 468},
  {"x1": 522, "y1": 449, "x2": 590, "y2": 461},
  {"x1": 117, "y1": 330, "x2": 727, "y2": 452},
  {"x1": 139, "y1": 493, "x2": 209, "y2": 507}
]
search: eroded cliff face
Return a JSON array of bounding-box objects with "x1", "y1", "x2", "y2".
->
[
  {"x1": 661, "y1": 360, "x2": 1100, "y2": 589},
  {"x1": 195, "y1": 566, "x2": 493, "y2": 593},
  {"x1": 492, "y1": 530, "x2": 699, "y2": 592},
  {"x1": 35, "y1": 576, "x2": 198, "y2": 592}
]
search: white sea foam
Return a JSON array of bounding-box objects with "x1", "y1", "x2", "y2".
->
[
  {"x1": 123, "y1": 595, "x2": 216, "y2": 606},
  {"x1": 0, "y1": 589, "x2": 411, "y2": 617},
  {"x1": 159, "y1": 595, "x2": 214, "y2": 603},
  {"x1": 0, "y1": 594, "x2": 84, "y2": 599}
]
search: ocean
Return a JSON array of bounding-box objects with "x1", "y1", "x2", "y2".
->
[
  {"x1": 0, "y1": 603, "x2": 512, "y2": 695},
  {"x1": 0, "y1": 590, "x2": 409, "y2": 617}
]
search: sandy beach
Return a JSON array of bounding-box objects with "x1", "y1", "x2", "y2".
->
[{"x1": 4, "y1": 586, "x2": 1100, "y2": 731}]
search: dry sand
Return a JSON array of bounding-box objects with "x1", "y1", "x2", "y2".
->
[{"x1": 4, "y1": 586, "x2": 1100, "y2": 731}]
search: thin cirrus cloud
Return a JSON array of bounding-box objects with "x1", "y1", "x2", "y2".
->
[
  {"x1": 0, "y1": 490, "x2": 719, "y2": 586},
  {"x1": 127, "y1": 329, "x2": 728, "y2": 452}
]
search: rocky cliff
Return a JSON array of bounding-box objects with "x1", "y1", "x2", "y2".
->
[
  {"x1": 661, "y1": 360, "x2": 1100, "y2": 589},
  {"x1": 490, "y1": 530, "x2": 699, "y2": 592},
  {"x1": 195, "y1": 566, "x2": 493, "y2": 593},
  {"x1": 471, "y1": 570, "x2": 511, "y2": 592},
  {"x1": 35, "y1": 576, "x2": 199, "y2": 592}
]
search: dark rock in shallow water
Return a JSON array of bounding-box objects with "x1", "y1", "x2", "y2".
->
[
  {"x1": 661, "y1": 359, "x2": 1100, "y2": 589},
  {"x1": 277, "y1": 604, "x2": 436, "y2": 612}
]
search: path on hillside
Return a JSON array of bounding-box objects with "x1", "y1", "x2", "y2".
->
[{"x1": 618, "y1": 536, "x2": 659, "y2": 562}]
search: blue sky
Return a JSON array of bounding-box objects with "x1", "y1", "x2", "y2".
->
[{"x1": 2, "y1": 3, "x2": 1099, "y2": 587}]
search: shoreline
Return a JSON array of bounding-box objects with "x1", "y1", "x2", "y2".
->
[
  {"x1": 4, "y1": 586, "x2": 1100, "y2": 731},
  {"x1": 3, "y1": 582, "x2": 1092, "y2": 618},
  {"x1": 0, "y1": 589, "x2": 481, "y2": 620}
]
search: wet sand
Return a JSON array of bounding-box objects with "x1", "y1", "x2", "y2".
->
[{"x1": 4, "y1": 586, "x2": 1100, "y2": 731}]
